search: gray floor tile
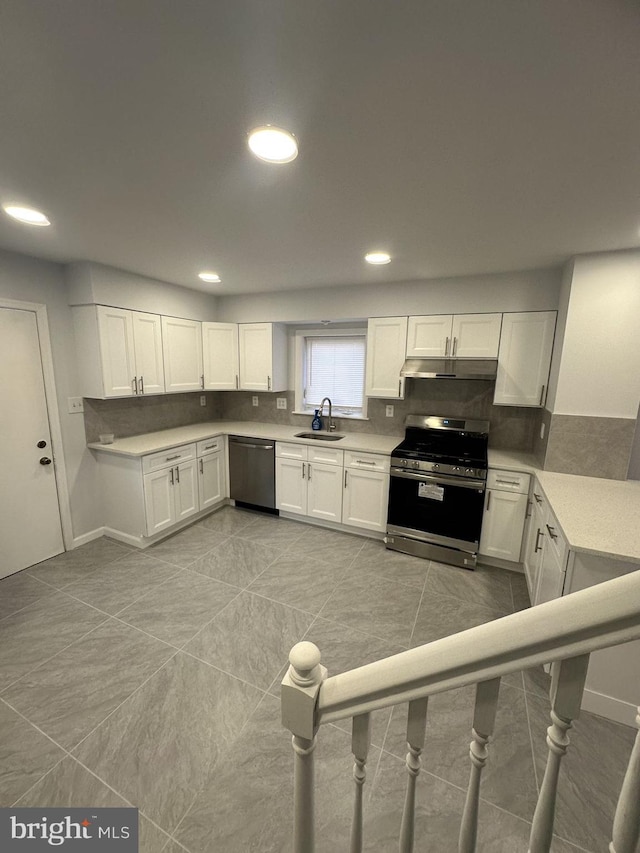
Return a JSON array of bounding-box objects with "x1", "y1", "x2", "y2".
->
[
  {"x1": 286, "y1": 524, "x2": 366, "y2": 563},
  {"x1": 0, "y1": 699, "x2": 65, "y2": 806},
  {"x1": 411, "y1": 589, "x2": 509, "y2": 647},
  {"x1": 188, "y1": 536, "x2": 280, "y2": 587},
  {"x1": 67, "y1": 551, "x2": 180, "y2": 615},
  {"x1": 117, "y1": 570, "x2": 239, "y2": 646},
  {"x1": 382, "y1": 682, "x2": 539, "y2": 822},
  {"x1": 184, "y1": 591, "x2": 313, "y2": 690},
  {"x1": 526, "y1": 692, "x2": 635, "y2": 851},
  {"x1": 0, "y1": 592, "x2": 106, "y2": 691},
  {"x1": 27, "y1": 538, "x2": 130, "y2": 589},
  {"x1": 73, "y1": 653, "x2": 263, "y2": 834},
  {"x1": 247, "y1": 552, "x2": 347, "y2": 614},
  {"x1": 320, "y1": 573, "x2": 421, "y2": 646},
  {"x1": 196, "y1": 505, "x2": 257, "y2": 535},
  {"x1": 146, "y1": 526, "x2": 227, "y2": 567},
  {"x1": 522, "y1": 664, "x2": 552, "y2": 698},
  {"x1": 236, "y1": 514, "x2": 307, "y2": 548},
  {"x1": 0, "y1": 570, "x2": 56, "y2": 620},
  {"x1": 425, "y1": 561, "x2": 515, "y2": 612},
  {"x1": 15, "y1": 755, "x2": 172, "y2": 853},
  {"x1": 350, "y1": 540, "x2": 430, "y2": 588},
  {"x1": 510, "y1": 571, "x2": 531, "y2": 611},
  {"x1": 4, "y1": 619, "x2": 175, "y2": 749}
]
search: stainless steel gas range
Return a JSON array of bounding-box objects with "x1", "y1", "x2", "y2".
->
[{"x1": 386, "y1": 415, "x2": 489, "y2": 569}]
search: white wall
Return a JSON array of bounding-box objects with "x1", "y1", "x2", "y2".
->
[
  {"x1": 0, "y1": 249, "x2": 101, "y2": 539},
  {"x1": 67, "y1": 262, "x2": 218, "y2": 320},
  {"x1": 553, "y1": 251, "x2": 640, "y2": 418},
  {"x1": 217, "y1": 267, "x2": 561, "y2": 323},
  {"x1": 545, "y1": 259, "x2": 574, "y2": 412}
]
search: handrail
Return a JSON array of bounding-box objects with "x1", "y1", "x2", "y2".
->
[{"x1": 316, "y1": 569, "x2": 640, "y2": 724}]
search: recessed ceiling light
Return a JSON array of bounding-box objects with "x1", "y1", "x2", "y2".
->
[
  {"x1": 3, "y1": 205, "x2": 51, "y2": 226},
  {"x1": 198, "y1": 271, "x2": 221, "y2": 283},
  {"x1": 365, "y1": 251, "x2": 391, "y2": 265},
  {"x1": 248, "y1": 126, "x2": 298, "y2": 164}
]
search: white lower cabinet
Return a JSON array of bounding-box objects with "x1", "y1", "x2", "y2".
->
[
  {"x1": 144, "y1": 458, "x2": 198, "y2": 536},
  {"x1": 341, "y1": 451, "x2": 390, "y2": 532},
  {"x1": 275, "y1": 443, "x2": 343, "y2": 522},
  {"x1": 479, "y1": 469, "x2": 531, "y2": 563},
  {"x1": 197, "y1": 437, "x2": 227, "y2": 510}
]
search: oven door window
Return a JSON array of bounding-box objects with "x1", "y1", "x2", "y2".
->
[{"x1": 387, "y1": 475, "x2": 485, "y2": 545}]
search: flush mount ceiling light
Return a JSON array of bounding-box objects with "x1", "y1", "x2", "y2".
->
[
  {"x1": 248, "y1": 126, "x2": 298, "y2": 164},
  {"x1": 198, "y1": 271, "x2": 221, "y2": 283},
  {"x1": 365, "y1": 251, "x2": 391, "y2": 265},
  {"x1": 3, "y1": 205, "x2": 51, "y2": 226}
]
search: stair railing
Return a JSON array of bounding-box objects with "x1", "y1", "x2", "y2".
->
[{"x1": 281, "y1": 569, "x2": 640, "y2": 853}]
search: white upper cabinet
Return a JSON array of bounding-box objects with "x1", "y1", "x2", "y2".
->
[
  {"x1": 238, "y1": 322, "x2": 288, "y2": 391},
  {"x1": 365, "y1": 316, "x2": 408, "y2": 399},
  {"x1": 407, "y1": 313, "x2": 502, "y2": 358},
  {"x1": 73, "y1": 305, "x2": 165, "y2": 398},
  {"x1": 162, "y1": 316, "x2": 204, "y2": 393},
  {"x1": 202, "y1": 322, "x2": 239, "y2": 391},
  {"x1": 494, "y1": 311, "x2": 556, "y2": 407}
]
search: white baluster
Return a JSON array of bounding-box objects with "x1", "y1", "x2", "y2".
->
[
  {"x1": 399, "y1": 697, "x2": 429, "y2": 853},
  {"x1": 528, "y1": 654, "x2": 590, "y2": 853},
  {"x1": 458, "y1": 678, "x2": 501, "y2": 853},
  {"x1": 609, "y1": 706, "x2": 640, "y2": 853},
  {"x1": 350, "y1": 712, "x2": 372, "y2": 853},
  {"x1": 281, "y1": 642, "x2": 327, "y2": 853}
]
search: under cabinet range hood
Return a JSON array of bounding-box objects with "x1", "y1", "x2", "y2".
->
[{"x1": 400, "y1": 358, "x2": 498, "y2": 381}]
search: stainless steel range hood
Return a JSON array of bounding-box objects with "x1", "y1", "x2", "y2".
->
[{"x1": 400, "y1": 357, "x2": 498, "y2": 380}]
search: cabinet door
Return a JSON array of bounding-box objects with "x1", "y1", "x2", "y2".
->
[
  {"x1": 365, "y1": 316, "x2": 408, "y2": 398},
  {"x1": 238, "y1": 323, "x2": 272, "y2": 391},
  {"x1": 534, "y1": 533, "x2": 566, "y2": 605},
  {"x1": 306, "y1": 462, "x2": 343, "y2": 523},
  {"x1": 406, "y1": 315, "x2": 452, "y2": 357},
  {"x1": 494, "y1": 312, "x2": 556, "y2": 407},
  {"x1": 162, "y1": 316, "x2": 204, "y2": 393},
  {"x1": 342, "y1": 468, "x2": 389, "y2": 532},
  {"x1": 199, "y1": 452, "x2": 225, "y2": 509},
  {"x1": 452, "y1": 313, "x2": 502, "y2": 358},
  {"x1": 97, "y1": 306, "x2": 136, "y2": 397},
  {"x1": 132, "y1": 311, "x2": 165, "y2": 395},
  {"x1": 276, "y1": 457, "x2": 306, "y2": 515},
  {"x1": 479, "y1": 489, "x2": 528, "y2": 562},
  {"x1": 174, "y1": 459, "x2": 199, "y2": 522},
  {"x1": 143, "y1": 468, "x2": 175, "y2": 536},
  {"x1": 203, "y1": 322, "x2": 239, "y2": 391}
]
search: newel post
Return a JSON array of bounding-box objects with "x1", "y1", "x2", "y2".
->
[{"x1": 281, "y1": 641, "x2": 327, "y2": 853}]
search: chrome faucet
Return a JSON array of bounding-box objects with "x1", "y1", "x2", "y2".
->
[{"x1": 318, "y1": 397, "x2": 336, "y2": 432}]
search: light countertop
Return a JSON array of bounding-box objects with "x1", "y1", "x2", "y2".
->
[{"x1": 88, "y1": 422, "x2": 640, "y2": 564}]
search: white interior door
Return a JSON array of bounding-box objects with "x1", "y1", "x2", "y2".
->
[{"x1": 0, "y1": 308, "x2": 64, "y2": 577}]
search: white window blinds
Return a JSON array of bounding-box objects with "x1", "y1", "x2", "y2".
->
[{"x1": 304, "y1": 335, "x2": 365, "y2": 412}]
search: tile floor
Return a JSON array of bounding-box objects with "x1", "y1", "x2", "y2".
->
[{"x1": 0, "y1": 506, "x2": 635, "y2": 852}]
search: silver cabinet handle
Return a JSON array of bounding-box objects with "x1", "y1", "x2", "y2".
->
[
  {"x1": 166, "y1": 454, "x2": 181, "y2": 461},
  {"x1": 203, "y1": 443, "x2": 218, "y2": 451},
  {"x1": 170, "y1": 468, "x2": 174, "y2": 485},
  {"x1": 495, "y1": 478, "x2": 519, "y2": 486},
  {"x1": 132, "y1": 377, "x2": 138, "y2": 395},
  {"x1": 267, "y1": 375, "x2": 271, "y2": 391},
  {"x1": 453, "y1": 336, "x2": 458, "y2": 356},
  {"x1": 344, "y1": 469, "x2": 348, "y2": 488},
  {"x1": 235, "y1": 374, "x2": 239, "y2": 389},
  {"x1": 539, "y1": 384, "x2": 546, "y2": 406},
  {"x1": 445, "y1": 336, "x2": 450, "y2": 356},
  {"x1": 546, "y1": 524, "x2": 558, "y2": 541},
  {"x1": 301, "y1": 462, "x2": 306, "y2": 479},
  {"x1": 534, "y1": 529, "x2": 543, "y2": 553},
  {"x1": 199, "y1": 459, "x2": 203, "y2": 474},
  {"x1": 525, "y1": 499, "x2": 532, "y2": 519},
  {"x1": 140, "y1": 376, "x2": 144, "y2": 395},
  {"x1": 533, "y1": 492, "x2": 543, "y2": 503},
  {"x1": 307, "y1": 463, "x2": 311, "y2": 481},
  {"x1": 355, "y1": 459, "x2": 377, "y2": 466},
  {"x1": 175, "y1": 465, "x2": 180, "y2": 483},
  {"x1": 486, "y1": 491, "x2": 492, "y2": 510},
  {"x1": 398, "y1": 379, "x2": 401, "y2": 396}
]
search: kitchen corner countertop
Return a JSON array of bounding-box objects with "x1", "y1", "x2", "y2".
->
[
  {"x1": 87, "y1": 421, "x2": 401, "y2": 457},
  {"x1": 487, "y1": 449, "x2": 539, "y2": 473}
]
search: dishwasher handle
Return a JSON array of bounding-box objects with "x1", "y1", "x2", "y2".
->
[{"x1": 229, "y1": 438, "x2": 274, "y2": 450}]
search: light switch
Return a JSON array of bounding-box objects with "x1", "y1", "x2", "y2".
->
[
  {"x1": 200, "y1": 395, "x2": 207, "y2": 406},
  {"x1": 252, "y1": 396, "x2": 259, "y2": 407},
  {"x1": 68, "y1": 397, "x2": 84, "y2": 414},
  {"x1": 385, "y1": 405, "x2": 394, "y2": 417},
  {"x1": 276, "y1": 397, "x2": 287, "y2": 410}
]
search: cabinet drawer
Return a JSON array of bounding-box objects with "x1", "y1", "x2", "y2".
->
[
  {"x1": 307, "y1": 446, "x2": 344, "y2": 466},
  {"x1": 196, "y1": 436, "x2": 224, "y2": 457},
  {"x1": 530, "y1": 482, "x2": 548, "y2": 516},
  {"x1": 544, "y1": 508, "x2": 568, "y2": 568},
  {"x1": 344, "y1": 450, "x2": 390, "y2": 473},
  {"x1": 276, "y1": 442, "x2": 308, "y2": 461},
  {"x1": 142, "y1": 443, "x2": 196, "y2": 473},
  {"x1": 487, "y1": 469, "x2": 531, "y2": 494}
]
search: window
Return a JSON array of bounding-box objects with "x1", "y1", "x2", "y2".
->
[{"x1": 295, "y1": 329, "x2": 367, "y2": 418}]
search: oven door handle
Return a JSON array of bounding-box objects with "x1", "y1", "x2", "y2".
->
[{"x1": 390, "y1": 469, "x2": 485, "y2": 490}]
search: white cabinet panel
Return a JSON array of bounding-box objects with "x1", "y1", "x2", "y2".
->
[
  {"x1": 276, "y1": 457, "x2": 307, "y2": 515},
  {"x1": 238, "y1": 322, "x2": 288, "y2": 392},
  {"x1": 97, "y1": 306, "x2": 136, "y2": 397},
  {"x1": 162, "y1": 316, "x2": 204, "y2": 393},
  {"x1": 131, "y1": 311, "x2": 165, "y2": 395},
  {"x1": 451, "y1": 313, "x2": 502, "y2": 358},
  {"x1": 494, "y1": 312, "x2": 556, "y2": 407},
  {"x1": 198, "y1": 452, "x2": 225, "y2": 509},
  {"x1": 143, "y1": 468, "x2": 175, "y2": 536},
  {"x1": 342, "y1": 467, "x2": 389, "y2": 532},
  {"x1": 203, "y1": 322, "x2": 239, "y2": 391},
  {"x1": 479, "y1": 489, "x2": 528, "y2": 562},
  {"x1": 365, "y1": 316, "x2": 408, "y2": 399},
  {"x1": 174, "y1": 459, "x2": 199, "y2": 522},
  {"x1": 306, "y1": 462, "x2": 343, "y2": 523},
  {"x1": 406, "y1": 315, "x2": 452, "y2": 358}
]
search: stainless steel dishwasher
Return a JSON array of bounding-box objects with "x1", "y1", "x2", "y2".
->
[{"x1": 228, "y1": 435, "x2": 276, "y2": 511}]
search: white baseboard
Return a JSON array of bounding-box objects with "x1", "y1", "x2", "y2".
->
[
  {"x1": 72, "y1": 527, "x2": 105, "y2": 548},
  {"x1": 582, "y1": 687, "x2": 637, "y2": 727},
  {"x1": 102, "y1": 527, "x2": 146, "y2": 549}
]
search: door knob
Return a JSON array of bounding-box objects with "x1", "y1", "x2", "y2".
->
[
  {"x1": 37, "y1": 440, "x2": 47, "y2": 448},
  {"x1": 39, "y1": 457, "x2": 52, "y2": 465}
]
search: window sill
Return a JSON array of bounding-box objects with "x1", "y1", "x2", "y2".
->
[{"x1": 292, "y1": 411, "x2": 370, "y2": 422}]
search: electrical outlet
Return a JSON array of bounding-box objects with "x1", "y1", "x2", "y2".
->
[
  {"x1": 252, "y1": 396, "x2": 259, "y2": 407},
  {"x1": 540, "y1": 422, "x2": 545, "y2": 439},
  {"x1": 68, "y1": 397, "x2": 84, "y2": 414},
  {"x1": 385, "y1": 405, "x2": 394, "y2": 417},
  {"x1": 276, "y1": 397, "x2": 287, "y2": 410},
  {"x1": 200, "y1": 395, "x2": 206, "y2": 407}
]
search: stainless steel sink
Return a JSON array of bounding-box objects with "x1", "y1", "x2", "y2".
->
[{"x1": 294, "y1": 432, "x2": 344, "y2": 441}]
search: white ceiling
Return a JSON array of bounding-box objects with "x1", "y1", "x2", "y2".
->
[{"x1": 0, "y1": 1, "x2": 639, "y2": 295}]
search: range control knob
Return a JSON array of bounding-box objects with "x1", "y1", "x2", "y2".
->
[
  {"x1": 453, "y1": 466, "x2": 461, "y2": 472},
  {"x1": 413, "y1": 460, "x2": 420, "y2": 469},
  {"x1": 465, "y1": 468, "x2": 474, "y2": 475},
  {"x1": 433, "y1": 463, "x2": 440, "y2": 470}
]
